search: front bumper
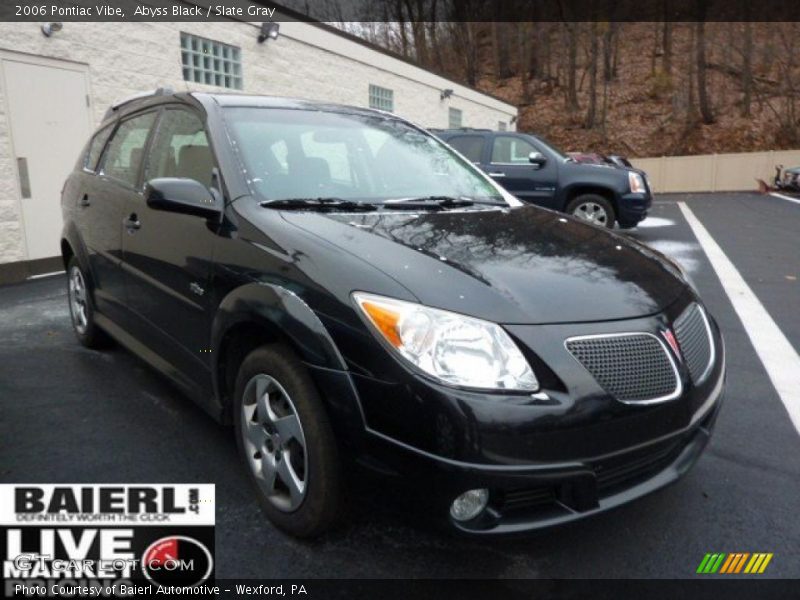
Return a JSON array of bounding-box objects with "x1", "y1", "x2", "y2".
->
[
  {"x1": 362, "y1": 369, "x2": 723, "y2": 534},
  {"x1": 617, "y1": 192, "x2": 653, "y2": 227},
  {"x1": 310, "y1": 294, "x2": 725, "y2": 534},
  {"x1": 776, "y1": 172, "x2": 800, "y2": 191}
]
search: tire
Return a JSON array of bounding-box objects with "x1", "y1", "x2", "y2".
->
[
  {"x1": 566, "y1": 194, "x2": 616, "y2": 228},
  {"x1": 66, "y1": 256, "x2": 109, "y2": 348},
  {"x1": 233, "y1": 343, "x2": 343, "y2": 538}
]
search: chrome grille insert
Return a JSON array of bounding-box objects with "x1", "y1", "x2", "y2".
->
[
  {"x1": 565, "y1": 333, "x2": 681, "y2": 404},
  {"x1": 674, "y1": 303, "x2": 715, "y2": 385}
]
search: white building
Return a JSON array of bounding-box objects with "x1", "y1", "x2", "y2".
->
[{"x1": 0, "y1": 12, "x2": 517, "y2": 282}]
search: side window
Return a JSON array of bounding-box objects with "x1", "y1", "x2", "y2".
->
[
  {"x1": 84, "y1": 125, "x2": 114, "y2": 172},
  {"x1": 145, "y1": 109, "x2": 214, "y2": 188},
  {"x1": 101, "y1": 112, "x2": 157, "y2": 186},
  {"x1": 491, "y1": 135, "x2": 538, "y2": 165},
  {"x1": 447, "y1": 135, "x2": 485, "y2": 163}
]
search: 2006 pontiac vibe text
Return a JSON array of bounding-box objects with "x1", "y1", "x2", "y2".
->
[{"x1": 60, "y1": 90, "x2": 725, "y2": 537}]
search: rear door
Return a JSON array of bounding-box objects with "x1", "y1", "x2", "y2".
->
[
  {"x1": 484, "y1": 134, "x2": 559, "y2": 208},
  {"x1": 78, "y1": 111, "x2": 157, "y2": 325},
  {"x1": 121, "y1": 106, "x2": 219, "y2": 388}
]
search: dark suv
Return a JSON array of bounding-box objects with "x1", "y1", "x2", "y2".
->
[
  {"x1": 62, "y1": 90, "x2": 723, "y2": 537},
  {"x1": 432, "y1": 129, "x2": 652, "y2": 228}
]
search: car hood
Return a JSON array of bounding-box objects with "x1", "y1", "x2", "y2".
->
[{"x1": 280, "y1": 206, "x2": 686, "y2": 324}]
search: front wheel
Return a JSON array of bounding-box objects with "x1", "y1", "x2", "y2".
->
[
  {"x1": 233, "y1": 344, "x2": 343, "y2": 538},
  {"x1": 566, "y1": 194, "x2": 616, "y2": 228}
]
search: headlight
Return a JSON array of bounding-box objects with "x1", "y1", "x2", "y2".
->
[
  {"x1": 353, "y1": 292, "x2": 538, "y2": 392},
  {"x1": 628, "y1": 171, "x2": 646, "y2": 193}
]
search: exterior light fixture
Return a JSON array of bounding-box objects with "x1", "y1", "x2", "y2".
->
[
  {"x1": 258, "y1": 22, "x2": 280, "y2": 43},
  {"x1": 41, "y1": 22, "x2": 63, "y2": 37},
  {"x1": 510, "y1": 115, "x2": 518, "y2": 124},
  {"x1": 440, "y1": 88, "x2": 454, "y2": 101}
]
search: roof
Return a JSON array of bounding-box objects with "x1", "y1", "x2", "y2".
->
[
  {"x1": 102, "y1": 89, "x2": 408, "y2": 125},
  {"x1": 208, "y1": 92, "x2": 374, "y2": 111}
]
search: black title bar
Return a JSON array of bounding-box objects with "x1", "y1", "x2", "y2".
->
[{"x1": 0, "y1": 0, "x2": 796, "y2": 22}]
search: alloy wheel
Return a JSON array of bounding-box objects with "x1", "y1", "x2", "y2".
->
[
  {"x1": 241, "y1": 374, "x2": 308, "y2": 512},
  {"x1": 573, "y1": 202, "x2": 609, "y2": 226},
  {"x1": 68, "y1": 266, "x2": 89, "y2": 334}
]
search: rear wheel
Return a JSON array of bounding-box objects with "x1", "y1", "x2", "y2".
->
[
  {"x1": 566, "y1": 194, "x2": 616, "y2": 228},
  {"x1": 66, "y1": 256, "x2": 108, "y2": 348},
  {"x1": 233, "y1": 344, "x2": 343, "y2": 538}
]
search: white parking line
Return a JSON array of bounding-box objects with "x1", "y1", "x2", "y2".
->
[
  {"x1": 678, "y1": 202, "x2": 800, "y2": 435},
  {"x1": 27, "y1": 270, "x2": 65, "y2": 280},
  {"x1": 769, "y1": 191, "x2": 800, "y2": 206}
]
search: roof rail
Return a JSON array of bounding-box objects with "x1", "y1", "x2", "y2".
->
[
  {"x1": 429, "y1": 127, "x2": 492, "y2": 133},
  {"x1": 103, "y1": 87, "x2": 175, "y2": 121}
]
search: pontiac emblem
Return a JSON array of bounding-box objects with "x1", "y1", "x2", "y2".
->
[{"x1": 661, "y1": 329, "x2": 682, "y2": 361}]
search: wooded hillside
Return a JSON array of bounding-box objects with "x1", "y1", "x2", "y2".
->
[{"x1": 328, "y1": 18, "x2": 800, "y2": 158}]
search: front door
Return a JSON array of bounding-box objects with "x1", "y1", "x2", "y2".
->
[
  {"x1": 1, "y1": 55, "x2": 92, "y2": 260},
  {"x1": 122, "y1": 107, "x2": 219, "y2": 388},
  {"x1": 484, "y1": 134, "x2": 558, "y2": 208}
]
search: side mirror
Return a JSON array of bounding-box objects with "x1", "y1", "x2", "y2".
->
[
  {"x1": 144, "y1": 178, "x2": 222, "y2": 219},
  {"x1": 529, "y1": 151, "x2": 547, "y2": 167}
]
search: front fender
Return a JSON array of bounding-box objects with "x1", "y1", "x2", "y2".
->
[
  {"x1": 210, "y1": 283, "x2": 365, "y2": 435},
  {"x1": 211, "y1": 282, "x2": 347, "y2": 371}
]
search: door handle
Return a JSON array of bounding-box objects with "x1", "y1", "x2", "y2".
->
[
  {"x1": 488, "y1": 172, "x2": 506, "y2": 178},
  {"x1": 79, "y1": 194, "x2": 91, "y2": 207},
  {"x1": 123, "y1": 214, "x2": 141, "y2": 231}
]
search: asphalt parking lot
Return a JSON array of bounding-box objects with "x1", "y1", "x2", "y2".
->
[{"x1": 1, "y1": 192, "x2": 798, "y2": 579}]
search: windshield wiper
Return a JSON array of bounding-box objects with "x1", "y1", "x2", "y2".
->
[
  {"x1": 260, "y1": 198, "x2": 379, "y2": 212},
  {"x1": 380, "y1": 196, "x2": 504, "y2": 209}
]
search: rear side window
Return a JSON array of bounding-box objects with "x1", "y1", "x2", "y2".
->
[
  {"x1": 84, "y1": 125, "x2": 114, "y2": 172},
  {"x1": 101, "y1": 112, "x2": 157, "y2": 187},
  {"x1": 447, "y1": 135, "x2": 485, "y2": 163},
  {"x1": 491, "y1": 135, "x2": 537, "y2": 165},
  {"x1": 145, "y1": 109, "x2": 214, "y2": 188}
]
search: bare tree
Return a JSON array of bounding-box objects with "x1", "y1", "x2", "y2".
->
[
  {"x1": 564, "y1": 22, "x2": 580, "y2": 111},
  {"x1": 586, "y1": 20, "x2": 600, "y2": 128},
  {"x1": 696, "y1": 0, "x2": 715, "y2": 124},
  {"x1": 742, "y1": 19, "x2": 753, "y2": 117}
]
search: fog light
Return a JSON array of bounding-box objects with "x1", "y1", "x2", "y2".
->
[{"x1": 450, "y1": 488, "x2": 489, "y2": 522}]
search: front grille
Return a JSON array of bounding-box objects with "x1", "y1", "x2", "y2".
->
[
  {"x1": 501, "y1": 487, "x2": 556, "y2": 513},
  {"x1": 592, "y1": 439, "x2": 682, "y2": 492},
  {"x1": 674, "y1": 303, "x2": 714, "y2": 385},
  {"x1": 498, "y1": 440, "x2": 683, "y2": 515},
  {"x1": 566, "y1": 333, "x2": 679, "y2": 403}
]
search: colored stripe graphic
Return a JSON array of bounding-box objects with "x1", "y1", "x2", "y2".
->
[
  {"x1": 699, "y1": 553, "x2": 774, "y2": 574},
  {"x1": 697, "y1": 554, "x2": 713, "y2": 573},
  {"x1": 719, "y1": 554, "x2": 736, "y2": 574},
  {"x1": 719, "y1": 554, "x2": 738, "y2": 573},
  {"x1": 697, "y1": 553, "x2": 726, "y2": 574},
  {"x1": 758, "y1": 554, "x2": 773, "y2": 573},
  {"x1": 734, "y1": 553, "x2": 750, "y2": 573}
]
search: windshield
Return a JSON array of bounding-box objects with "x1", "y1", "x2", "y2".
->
[{"x1": 223, "y1": 107, "x2": 505, "y2": 204}]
